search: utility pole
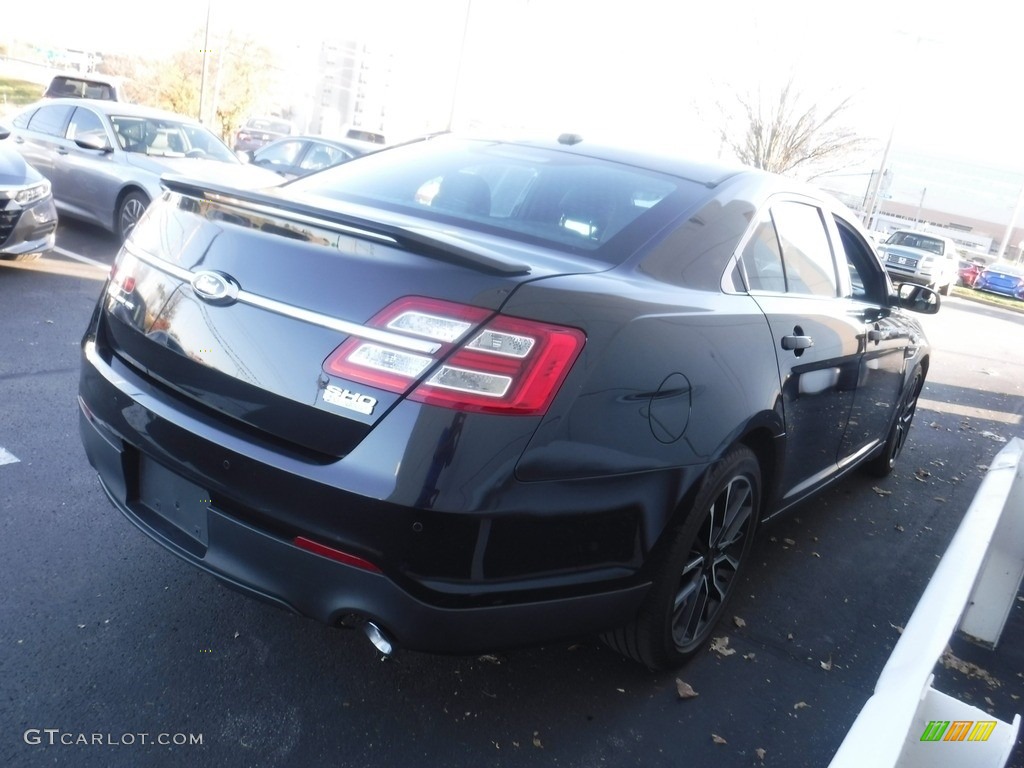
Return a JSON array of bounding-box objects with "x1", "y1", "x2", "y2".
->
[
  {"x1": 915, "y1": 187, "x2": 927, "y2": 227},
  {"x1": 995, "y1": 182, "x2": 1024, "y2": 261},
  {"x1": 197, "y1": 0, "x2": 212, "y2": 123}
]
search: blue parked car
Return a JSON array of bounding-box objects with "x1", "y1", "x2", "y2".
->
[{"x1": 974, "y1": 264, "x2": 1024, "y2": 300}]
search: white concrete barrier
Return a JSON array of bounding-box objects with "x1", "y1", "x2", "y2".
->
[{"x1": 829, "y1": 438, "x2": 1023, "y2": 768}]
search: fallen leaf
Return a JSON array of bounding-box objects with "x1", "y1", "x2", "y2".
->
[
  {"x1": 820, "y1": 656, "x2": 833, "y2": 671},
  {"x1": 711, "y1": 734, "x2": 727, "y2": 745},
  {"x1": 794, "y1": 701, "x2": 810, "y2": 710},
  {"x1": 532, "y1": 732, "x2": 543, "y2": 748},
  {"x1": 894, "y1": 524, "x2": 905, "y2": 532},
  {"x1": 783, "y1": 537, "x2": 796, "y2": 546},
  {"x1": 733, "y1": 616, "x2": 746, "y2": 628},
  {"x1": 710, "y1": 636, "x2": 736, "y2": 657},
  {"x1": 812, "y1": 552, "x2": 821, "y2": 558},
  {"x1": 478, "y1": 654, "x2": 502, "y2": 664},
  {"x1": 743, "y1": 652, "x2": 756, "y2": 661},
  {"x1": 676, "y1": 679, "x2": 699, "y2": 699},
  {"x1": 872, "y1": 487, "x2": 891, "y2": 496},
  {"x1": 756, "y1": 747, "x2": 767, "y2": 760}
]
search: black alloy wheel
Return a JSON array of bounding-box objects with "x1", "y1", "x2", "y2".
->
[
  {"x1": 865, "y1": 369, "x2": 923, "y2": 477},
  {"x1": 603, "y1": 446, "x2": 761, "y2": 669}
]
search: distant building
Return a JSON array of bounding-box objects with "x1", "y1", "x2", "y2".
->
[{"x1": 309, "y1": 40, "x2": 391, "y2": 138}]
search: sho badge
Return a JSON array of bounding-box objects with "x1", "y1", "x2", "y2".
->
[{"x1": 324, "y1": 385, "x2": 377, "y2": 416}]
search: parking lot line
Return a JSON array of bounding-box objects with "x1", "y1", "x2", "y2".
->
[
  {"x1": 0, "y1": 446, "x2": 20, "y2": 466},
  {"x1": 53, "y1": 246, "x2": 110, "y2": 270}
]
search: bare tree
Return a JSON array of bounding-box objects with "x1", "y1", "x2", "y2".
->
[{"x1": 716, "y1": 78, "x2": 870, "y2": 179}]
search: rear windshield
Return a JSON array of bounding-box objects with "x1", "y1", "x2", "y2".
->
[
  {"x1": 247, "y1": 119, "x2": 291, "y2": 134},
  {"x1": 45, "y1": 76, "x2": 116, "y2": 100},
  {"x1": 286, "y1": 137, "x2": 702, "y2": 261}
]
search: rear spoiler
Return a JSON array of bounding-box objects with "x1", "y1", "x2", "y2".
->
[{"x1": 160, "y1": 175, "x2": 532, "y2": 277}]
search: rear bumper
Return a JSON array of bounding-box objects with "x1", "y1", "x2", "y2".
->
[{"x1": 78, "y1": 338, "x2": 653, "y2": 653}]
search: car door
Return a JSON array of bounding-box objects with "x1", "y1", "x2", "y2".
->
[
  {"x1": 829, "y1": 214, "x2": 914, "y2": 463},
  {"x1": 51, "y1": 105, "x2": 120, "y2": 226},
  {"x1": 11, "y1": 104, "x2": 74, "y2": 183},
  {"x1": 743, "y1": 198, "x2": 867, "y2": 507}
]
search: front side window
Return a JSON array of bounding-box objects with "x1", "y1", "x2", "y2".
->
[
  {"x1": 67, "y1": 107, "x2": 107, "y2": 146},
  {"x1": 833, "y1": 215, "x2": 887, "y2": 302},
  {"x1": 299, "y1": 143, "x2": 350, "y2": 171},
  {"x1": 257, "y1": 139, "x2": 305, "y2": 166}
]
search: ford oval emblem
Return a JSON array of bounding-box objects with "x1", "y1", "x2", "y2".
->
[{"x1": 190, "y1": 271, "x2": 239, "y2": 306}]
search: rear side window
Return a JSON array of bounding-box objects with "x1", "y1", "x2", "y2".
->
[
  {"x1": 27, "y1": 105, "x2": 74, "y2": 137},
  {"x1": 741, "y1": 201, "x2": 838, "y2": 297},
  {"x1": 770, "y1": 202, "x2": 838, "y2": 297}
]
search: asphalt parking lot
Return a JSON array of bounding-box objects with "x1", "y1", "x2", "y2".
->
[{"x1": 2, "y1": 221, "x2": 1022, "y2": 768}]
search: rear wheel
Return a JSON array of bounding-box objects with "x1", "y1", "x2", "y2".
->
[
  {"x1": 603, "y1": 446, "x2": 761, "y2": 669},
  {"x1": 865, "y1": 369, "x2": 923, "y2": 477}
]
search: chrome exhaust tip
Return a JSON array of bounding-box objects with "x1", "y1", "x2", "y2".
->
[{"x1": 363, "y1": 621, "x2": 394, "y2": 658}]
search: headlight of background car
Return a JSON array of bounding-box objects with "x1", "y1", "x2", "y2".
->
[{"x1": 13, "y1": 179, "x2": 51, "y2": 206}]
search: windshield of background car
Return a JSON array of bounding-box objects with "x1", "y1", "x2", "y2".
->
[
  {"x1": 286, "y1": 138, "x2": 702, "y2": 261},
  {"x1": 108, "y1": 116, "x2": 235, "y2": 162},
  {"x1": 885, "y1": 231, "x2": 944, "y2": 254}
]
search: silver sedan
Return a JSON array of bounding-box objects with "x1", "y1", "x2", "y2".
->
[{"x1": 7, "y1": 98, "x2": 281, "y2": 241}]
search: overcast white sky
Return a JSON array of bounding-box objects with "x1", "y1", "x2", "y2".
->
[{"x1": 6, "y1": 0, "x2": 1024, "y2": 203}]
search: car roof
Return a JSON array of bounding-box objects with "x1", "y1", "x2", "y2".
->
[{"x1": 21, "y1": 97, "x2": 201, "y2": 124}]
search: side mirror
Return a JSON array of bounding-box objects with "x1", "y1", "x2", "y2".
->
[
  {"x1": 75, "y1": 134, "x2": 113, "y2": 153},
  {"x1": 894, "y1": 283, "x2": 940, "y2": 314},
  {"x1": 0, "y1": 127, "x2": 10, "y2": 141}
]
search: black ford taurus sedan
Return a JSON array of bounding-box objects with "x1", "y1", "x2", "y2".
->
[{"x1": 78, "y1": 134, "x2": 937, "y2": 669}]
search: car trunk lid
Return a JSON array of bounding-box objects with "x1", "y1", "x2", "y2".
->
[{"x1": 98, "y1": 179, "x2": 600, "y2": 457}]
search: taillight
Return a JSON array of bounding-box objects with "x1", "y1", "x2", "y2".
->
[{"x1": 323, "y1": 296, "x2": 584, "y2": 416}]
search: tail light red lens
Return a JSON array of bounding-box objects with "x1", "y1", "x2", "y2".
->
[{"x1": 323, "y1": 296, "x2": 584, "y2": 416}]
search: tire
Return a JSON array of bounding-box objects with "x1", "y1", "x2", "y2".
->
[
  {"x1": 117, "y1": 190, "x2": 150, "y2": 242},
  {"x1": 602, "y1": 446, "x2": 761, "y2": 669},
  {"x1": 864, "y1": 369, "x2": 923, "y2": 477}
]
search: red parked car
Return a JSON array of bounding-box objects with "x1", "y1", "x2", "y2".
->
[{"x1": 957, "y1": 260, "x2": 985, "y2": 287}]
